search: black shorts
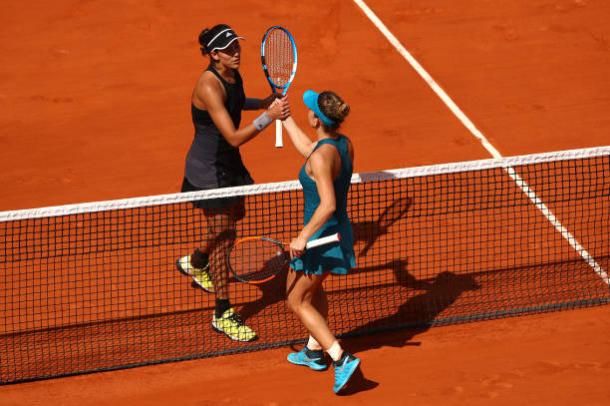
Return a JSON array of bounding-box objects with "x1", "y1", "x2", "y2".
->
[{"x1": 181, "y1": 177, "x2": 246, "y2": 220}]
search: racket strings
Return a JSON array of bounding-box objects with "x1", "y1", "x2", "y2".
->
[
  {"x1": 229, "y1": 239, "x2": 288, "y2": 282},
  {"x1": 264, "y1": 30, "x2": 294, "y2": 86}
]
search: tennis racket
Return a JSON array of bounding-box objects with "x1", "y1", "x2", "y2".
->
[
  {"x1": 261, "y1": 26, "x2": 298, "y2": 148},
  {"x1": 227, "y1": 233, "x2": 340, "y2": 284}
]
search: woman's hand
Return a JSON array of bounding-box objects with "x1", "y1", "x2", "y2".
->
[
  {"x1": 260, "y1": 93, "x2": 279, "y2": 109},
  {"x1": 267, "y1": 96, "x2": 290, "y2": 121},
  {"x1": 289, "y1": 236, "x2": 307, "y2": 259}
]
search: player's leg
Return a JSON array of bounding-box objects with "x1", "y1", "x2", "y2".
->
[
  {"x1": 208, "y1": 203, "x2": 256, "y2": 342},
  {"x1": 176, "y1": 178, "x2": 212, "y2": 289},
  {"x1": 286, "y1": 271, "x2": 360, "y2": 393},
  {"x1": 285, "y1": 272, "x2": 331, "y2": 370}
]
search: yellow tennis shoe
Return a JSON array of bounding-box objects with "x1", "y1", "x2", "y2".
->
[
  {"x1": 176, "y1": 255, "x2": 214, "y2": 293},
  {"x1": 212, "y1": 308, "x2": 257, "y2": 342}
]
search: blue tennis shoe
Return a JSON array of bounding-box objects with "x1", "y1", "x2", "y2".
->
[
  {"x1": 287, "y1": 347, "x2": 328, "y2": 371},
  {"x1": 332, "y1": 352, "x2": 360, "y2": 394}
]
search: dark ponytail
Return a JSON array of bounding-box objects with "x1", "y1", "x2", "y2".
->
[{"x1": 198, "y1": 28, "x2": 211, "y2": 55}]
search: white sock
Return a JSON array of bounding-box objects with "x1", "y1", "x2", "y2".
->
[
  {"x1": 307, "y1": 335, "x2": 322, "y2": 351},
  {"x1": 326, "y1": 340, "x2": 343, "y2": 362}
]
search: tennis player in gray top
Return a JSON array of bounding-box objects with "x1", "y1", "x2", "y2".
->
[{"x1": 176, "y1": 23, "x2": 289, "y2": 342}]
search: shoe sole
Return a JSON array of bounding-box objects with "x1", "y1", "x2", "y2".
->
[
  {"x1": 334, "y1": 358, "x2": 361, "y2": 394},
  {"x1": 176, "y1": 258, "x2": 215, "y2": 293},
  {"x1": 211, "y1": 323, "x2": 258, "y2": 342},
  {"x1": 175, "y1": 258, "x2": 192, "y2": 276},
  {"x1": 190, "y1": 279, "x2": 215, "y2": 293},
  {"x1": 287, "y1": 356, "x2": 328, "y2": 371}
]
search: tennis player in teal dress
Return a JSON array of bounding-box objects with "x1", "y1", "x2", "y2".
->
[{"x1": 282, "y1": 90, "x2": 360, "y2": 394}]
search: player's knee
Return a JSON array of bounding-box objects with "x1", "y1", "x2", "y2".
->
[
  {"x1": 286, "y1": 293, "x2": 304, "y2": 315},
  {"x1": 211, "y1": 228, "x2": 237, "y2": 245},
  {"x1": 286, "y1": 298, "x2": 299, "y2": 315}
]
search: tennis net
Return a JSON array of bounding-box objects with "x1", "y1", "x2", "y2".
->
[{"x1": 1, "y1": 146, "x2": 609, "y2": 384}]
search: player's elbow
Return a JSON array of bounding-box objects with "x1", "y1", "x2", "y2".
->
[
  {"x1": 319, "y1": 201, "x2": 336, "y2": 219},
  {"x1": 225, "y1": 135, "x2": 242, "y2": 148}
]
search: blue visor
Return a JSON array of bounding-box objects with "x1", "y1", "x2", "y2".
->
[{"x1": 303, "y1": 90, "x2": 335, "y2": 127}]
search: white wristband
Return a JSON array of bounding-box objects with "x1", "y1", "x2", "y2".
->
[{"x1": 253, "y1": 112, "x2": 273, "y2": 131}]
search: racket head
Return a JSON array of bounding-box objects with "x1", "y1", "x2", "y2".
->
[
  {"x1": 227, "y1": 236, "x2": 289, "y2": 284},
  {"x1": 261, "y1": 26, "x2": 298, "y2": 95}
]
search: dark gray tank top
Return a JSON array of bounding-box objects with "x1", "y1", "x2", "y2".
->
[{"x1": 184, "y1": 65, "x2": 253, "y2": 189}]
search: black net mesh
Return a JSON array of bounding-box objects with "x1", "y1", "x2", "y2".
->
[{"x1": 1, "y1": 148, "x2": 609, "y2": 384}]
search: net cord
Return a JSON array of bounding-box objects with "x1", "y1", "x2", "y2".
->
[{"x1": 1, "y1": 145, "x2": 608, "y2": 222}]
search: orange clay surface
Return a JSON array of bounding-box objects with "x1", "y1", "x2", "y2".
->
[{"x1": 1, "y1": 0, "x2": 610, "y2": 404}]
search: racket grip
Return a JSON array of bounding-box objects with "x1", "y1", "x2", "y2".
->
[
  {"x1": 275, "y1": 120, "x2": 283, "y2": 148},
  {"x1": 306, "y1": 233, "x2": 340, "y2": 249}
]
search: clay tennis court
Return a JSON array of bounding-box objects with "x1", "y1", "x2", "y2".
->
[{"x1": 1, "y1": 0, "x2": 610, "y2": 404}]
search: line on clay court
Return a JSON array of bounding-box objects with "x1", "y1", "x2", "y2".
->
[{"x1": 352, "y1": 0, "x2": 608, "y2": 284}]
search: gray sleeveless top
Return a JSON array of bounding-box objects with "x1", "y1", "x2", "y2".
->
[{"x1": 184, "y1": 65, "x2": 253, "y2": 189}]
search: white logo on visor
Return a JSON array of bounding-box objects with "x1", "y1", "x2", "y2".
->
[{"x1": 226, "y1": 32, "x2": 232, "y2": 37}]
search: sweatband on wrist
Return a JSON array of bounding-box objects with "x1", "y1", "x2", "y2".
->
[{"x1": 253, "y1": 112, "x2": 273, "y2": 131}]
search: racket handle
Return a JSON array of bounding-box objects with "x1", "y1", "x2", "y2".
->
[
  {"x1": 275, "y1": 120, "x2": 283, "y2": 148},
  {"x1": 306, "y1": 233, "x2": 340, "y2": 249}
]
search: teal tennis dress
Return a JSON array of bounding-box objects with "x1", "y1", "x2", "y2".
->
[{"x1": 290, "y1": 136, "x2": 357, "y2": 275}]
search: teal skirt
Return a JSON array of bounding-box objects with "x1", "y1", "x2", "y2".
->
[{"x1": 290, "y1": 236, "x2": 356, "y2": 275}]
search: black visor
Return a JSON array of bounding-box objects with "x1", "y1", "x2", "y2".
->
[{"x1": 204, "y1": 25, "x2": 244, "y2": 52}]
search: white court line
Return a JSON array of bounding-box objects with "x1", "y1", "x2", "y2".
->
[{"x1": 352, "y1": 0, "x2": 609, "y2": 285}]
